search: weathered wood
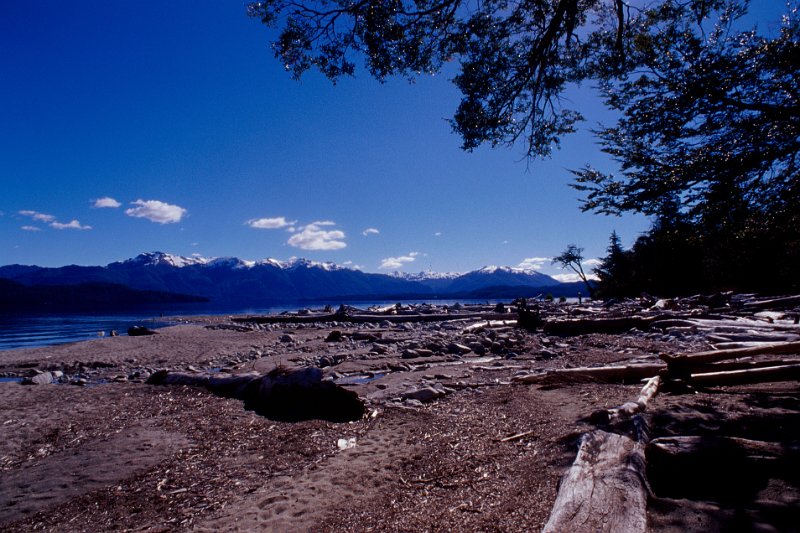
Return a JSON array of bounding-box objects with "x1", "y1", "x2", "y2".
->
[
  {"x1": 743, "y1": 294, "x2": 800, "y2": 310},
  {"x1": 542, "y1": 430, "x2": 648, "y2": 533},
  {"x1": 648, "y1": 436, "x2": 789, "y2": 461},
  {"x1": 661, "y1": 341, "x2": 800, "y2": 368},
  {"x1": 688, "y1": 358, "x2": 800, "y2": 375},
  {"x1": 513, "y1": 364, "x2": 664, "y2": 385},
  {"x1": 462, "y1": 319, "x2": 518, "y2": 333},
  {"x1": 689, "y1": 363, "x2": 800, "y2": 387},
  {"x1": 543, "y1": 315, "x2": 663, "y2": 335},
  {"x1": 147, "y1": 367, "x2": 365, "y2": 422},
  {"x1": 592, "y1": 375, "x2": 661, "y2": 424},
  {"x1": 233, "y1": 312, "x2": 509, "y2": 325},
  {"x1": 499, "y1": 429, "x2": 536, "y2": 442},
  {"x1": 647, "y1": 435, "x2": 800, "y2": 501}
]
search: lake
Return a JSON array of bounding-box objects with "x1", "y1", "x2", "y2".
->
[{"x1": 0, "y1": 298, "x2": 527, "y2": 351}]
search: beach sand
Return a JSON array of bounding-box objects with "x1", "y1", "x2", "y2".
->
[{"x1": 0, "y1": 317, "x2": 797, "y2": 531}]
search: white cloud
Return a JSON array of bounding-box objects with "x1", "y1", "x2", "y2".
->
[
  {"x1": 247, "y1": 216, "x2": 295, "y2": 229},
  {"x1": 92, "y1": 197, "x2": 121, "y2": 208},
  {"x1": 125, "y1": 199, "x2": 187, "y2": 224},
  {"x1": 362, "y1": 227, "x2": 380, "y2": 237},
  {"x1": 583, "y1": 258, "x2": 603, "y2": 268},
  {"x1": 21, "y1": 225, "x2": 41, "y2": 232},
  {"x1": 50, "y1": 219, "x2": 91, "y2": 230},
  {"x1": 379, "y1": 251, "x2": 420, "y2": 270},
  {"x1": 343, "y1": 261, "x2": 364, "y2": 270},
  {"x1": 434, "y1": 232, "x2": 442, "y2": 237},
  {"x1": 19, "y1": 210, "x2": 56, "y2": 223},
  {"x1": 518, "y1": 257, "x2": 550, "y2": 270},
  {"x1": 552, "y1": 272, "x2": 599, "y2": 283},
  {"x1": 287, "y1": 221, "x2": 346, "y2": 251}
]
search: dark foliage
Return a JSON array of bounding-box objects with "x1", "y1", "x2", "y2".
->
[
  {"x1": 573, "y1": 1, "x2": 800, "y2": 221},
  {"x1": 247, "y1": 0, "x2": 631, "y2": 158}
]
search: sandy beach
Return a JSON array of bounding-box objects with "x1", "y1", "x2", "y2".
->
[{"x1": 1, "y1": 310, "x2": 798, "y2": 532}]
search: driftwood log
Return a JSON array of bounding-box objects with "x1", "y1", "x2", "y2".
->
[
  {"x1": 542, "y1": 430, "x2": 649, "y2": 533},
  {"x1": 232, "y1": 312, "x2": 511, "y2": 325},
  {"x1": 688, "y1": 363, "x2": 800, "y2": 387},
  {"x1": 513, "y1": 364, "x2": 664, "y2": 385},
  {"x1": 591, "y1": 376, "x2": 661, "y2": 424},
  {"x1": 661, "y1": 341, "x2": 800, "y2": 369},
  {"x1": 686, "y1": 358, "x2": 800, "y2": 375},
  {"x1": 647, "y1": 436, "x2": 800, "y2": 501},
  {"x1": 147, "y1": 367, "x2": 365, "y2": 422},
  {"x1": 542, "y1": 314, "x2": 670, "y2": 336},
  {"x1": 742, "y1": 294, "x2": 800, "y2": 310}
]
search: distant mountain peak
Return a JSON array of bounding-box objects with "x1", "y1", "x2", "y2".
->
[
  {"x1": 116, "y1": 252, "x2": 347, "y2": 272},
  {"x1": 282, "y1": 257, "x2": 340, "y2": 271},
  {"x1": 477, "y1": 265, "x2": 542, "y2": 275},
  {"x1": 389, "y1": 270, "x2": 462, "y2": 281},
  {"x1": 0, "y1": 250, "x2": 574, "y2": 306},
  {"x1": 123, "y1": 252, "x2": 209, "y2": 268}
]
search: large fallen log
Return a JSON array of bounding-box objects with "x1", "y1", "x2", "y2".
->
[
  {"x1": 647, "y1": 436, "x2": 800, "y2": 501},
  {"x1": 542, "y1": 430, "x2": 648, "y2": 533},
  {"x1": 462, "y1": 319, "x2": 518, "y2": 333},
  {"x1": 687, "y1": 358, "x2": 800, "y2": 375},
  {"x1": 513, "y1": 364, "x2": 664, "y2": 385},
  {"x1": 742, "y1": 294, "x2": 800, "y2": 310},
  {"x1": 688, "y1": 363, "x2": 800, "y2": 387},
  {"x1": 591, "y1": 376, "x2": 661, "y2": 424},
  {"x1": 661, "y1": 341, "x2": 800, "y2": 369},
  {"x1": 147, "y1": 367, "x2": 365, "y2": 422},
  {"x1": 649, "y1": 435, "x2": 791, "y2": 463},
  {"x1": 542, "y1": 314, "x2": 680, "y2": 336}
]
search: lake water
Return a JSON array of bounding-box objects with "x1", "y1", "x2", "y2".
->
[{"x1": 0, "y1": 299, "x2": 523, "y2": 351}]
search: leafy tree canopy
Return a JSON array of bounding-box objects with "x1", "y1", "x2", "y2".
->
[
  {"x1": 248, "y1": 0, "x2": 634, "y2": 158},
  {"x1": 248, "y1": 1, "x2": 798, "y2": 217},
  {"x1": 572, "y1": 0, "x2": 800, "y2": 222}
]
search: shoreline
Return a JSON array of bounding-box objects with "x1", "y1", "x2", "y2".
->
[{"x1": 1, "y1": 305, "x2": 798, "y2": 531}]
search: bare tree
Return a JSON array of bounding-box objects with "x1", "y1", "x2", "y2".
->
[{"x1": 552, "y1": 244, "x2": 594, "y2": 297}]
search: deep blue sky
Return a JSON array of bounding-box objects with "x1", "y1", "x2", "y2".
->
[{"x1": 0, "y1": 1, "x2": 787, "y2": 280}]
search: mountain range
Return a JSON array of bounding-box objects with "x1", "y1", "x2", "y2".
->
[{"x1": 0, "y1": 252, "x2": 581, "y2": 307}]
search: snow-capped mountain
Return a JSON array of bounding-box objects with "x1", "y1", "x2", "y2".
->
[
  {"x1": 389, "y1": 270, "x2": 462, "y2": 281},
  {"x1": 116, "y1": 251, "x2": 209, "y2": 268},
  {"x1": 0, "y1": 252, "x2": 569, "y2": 305}
]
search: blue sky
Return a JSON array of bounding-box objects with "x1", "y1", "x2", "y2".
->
[{"x1": 0, "y1": 1, "x2": 787, "y2": 280}]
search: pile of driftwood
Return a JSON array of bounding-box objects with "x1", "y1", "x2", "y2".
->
[
  {"x1": 522, "y1": 293, "x2": 800, "y2": 533},
  {"x1": 232, "y1": 302, "x2": 512, "y2": 325},
  {"x1": 536, "y1": 339, "x2": 800, "y2": 532}
]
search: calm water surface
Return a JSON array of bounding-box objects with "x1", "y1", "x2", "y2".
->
[{"x1": 0, "y1": 299, "x2": 519, "y2": 351}]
